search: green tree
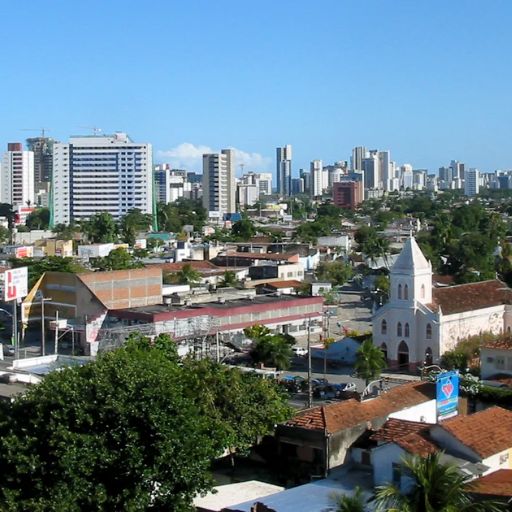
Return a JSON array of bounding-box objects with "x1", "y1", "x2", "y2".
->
[
  {"x1": 0, "y1": 336, "x2": 222, "y2": 511},
  {"x1": 81, "y1": 212, "x2": 118, "y2": 243},
  {"x1": 331, "y1": 486, "x2": 366, "y2": 512},
  {"x1": 375, "y1": 453, "x2": 506, "y2": 512},
  {"x1": 91, "y1": 247, "x2": 144, "y2": 271},
  {"x1": 218, "y1": 270, "x2": 238, "y2": 288},
  {"x1": 0, "y1": 225, "x2": 10, "y2": 244},
  {"x1": 250, "y1": 334, "x2": 293, "y2": 370},
  {"x1": 25, "y1": 208, "x2": 50, "y2": 230},
  {"x1": 157, "y1": 198, "x2": 207, "y2": 233},
  {"x1": 119, "y1": 208, "x2": 153, "y2": 246},
  {"x1": 317, "y1": 260, "x2": 354, "y2": 286},
  {"x1": 0, "y1": 203, "x2": 15, "y2": 230},
  {"x1": 354, "y1": 338, "x2": 386, "y2": 386},
  {"x1": 53, "y1": 223, "x2": 80, "y2": 240},
  {"x1": 231, "y1": 218, "x2": 256, "y2": 241},
  {"x1": 168, "y1": 263, "x2": 201, "y2": 285},
  {"x1": 181, "y1": 358, "x2": 291, "y2": 468}
]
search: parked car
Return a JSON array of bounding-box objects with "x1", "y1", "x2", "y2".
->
[
  {"x1": 292, "y1": 346, "x2": 308, "y2": 357},
  {"x1": 280, "y1": 375, "x2": 306, "y2": 393}
]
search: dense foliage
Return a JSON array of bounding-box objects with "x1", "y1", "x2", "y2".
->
[{"x1": 0, "y1": 333, "x2": 291, "y2": 511}]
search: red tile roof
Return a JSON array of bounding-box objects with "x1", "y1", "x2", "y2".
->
[
  {"x1": 284, "y1": 381, "x2": 435, "y2": 434},
  {"x1": 481, "y1": 335, "x2": 512, "y2": 351},
  {"x1": 467, "y1": 469, "x2": 512, "y2": 497},
  {"x1": 429, "y1": 280, "x2": 512, "y2": 315},
  {"x1": 440, "y1": 406, "x2": 512, "y2": 458},
  {"x1": 371, "y1": 418, "x2": 439, "y2": 457},
  {"x1": 223, "y1": 251, "x2": 299, "y2": 262}
]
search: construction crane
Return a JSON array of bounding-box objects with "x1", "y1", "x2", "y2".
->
[{"x1": 21, "y1": 128, "x2": 51, "y2": 138}]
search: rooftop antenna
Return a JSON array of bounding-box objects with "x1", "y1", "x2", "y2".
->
[
  {"x1": 21, "y1": 128, "x2": 51, "y2": 138},
  {"x1": 240, "y1": 163, "x2": 245, "y2": 175}
]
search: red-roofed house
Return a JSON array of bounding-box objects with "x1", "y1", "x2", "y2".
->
[
  {"x1": 275, "y1": 381, "x2": 436, "y2": 477},
  {"x1": 373, "y1": 237, "x2": 512, "y2": 370}
]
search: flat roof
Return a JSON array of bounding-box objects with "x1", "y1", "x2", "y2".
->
[{"x1": 111, "y1": 294, "x2": 323, "y2": 317}]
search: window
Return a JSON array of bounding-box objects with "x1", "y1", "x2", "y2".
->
[
  {"x1": 496, "y1": 356, "x2": 505, "y2": 370},
  {"x1": 381, "y1": 319, "x2": 387, "y2": 335},
  {"x1": 398, "y1": 284, "x2": 402, "y2": 299},
  {"x1": 421, "y1": 284, "x2": 425, "y2": 299},
  {"x1": 397, "y1": 322, "x2": 402, "y2": 337},
  {"x1": 404, "y1": 284, "x2": 409, "y2": 300},
  {"x1": 426, "y1": 323, "x2": 432, "y2": 339},
  {"x1": 404, "y1": 323, "x2": 410, "y2": 337}
]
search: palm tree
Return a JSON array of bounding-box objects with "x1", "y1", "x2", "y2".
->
[
  {"x1": 375, "y1": 453, "x2": 507, "y2": 512},
  {"x1": 218, "y1": 270, "x2": 238, "y2": 288},
  {"x1": 176, "y1": 263, "x2": 201, "y2": 285},
  {"x1": 354, "y1": 338, "x2": 386, "y2": 386},
  {"x1": 331, "y1": 487, "x2": 366, "y2": 512}
]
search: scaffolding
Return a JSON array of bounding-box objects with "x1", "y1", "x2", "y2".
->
[{"x1": 96, "y1": 315, "x2": 224, "y2": 360}]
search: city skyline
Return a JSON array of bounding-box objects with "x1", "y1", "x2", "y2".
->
[{"x1": 1, "y1": 1, "x2": 512, "y2": 174}]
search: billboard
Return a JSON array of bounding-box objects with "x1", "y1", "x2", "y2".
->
[
  {"x1": 4, "y1": 267, "x2": 28, "y2": 301},
  {"x1": 436, "y1": 370, "x2": 459, "y2": 421}
]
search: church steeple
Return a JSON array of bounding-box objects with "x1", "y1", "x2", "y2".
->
[{"x1": 390, "y1": 237, "x2": 432, "y2": 305}]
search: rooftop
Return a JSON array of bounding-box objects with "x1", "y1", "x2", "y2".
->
[
  {"x1": 257, "y1": 280, "x2": 302, "y2": 289},
  {"x1": 371, "y1": 418, "x2": 439, "y2": 457},
  {"x1": 283, "y1": 381, "x2": 435, "y2": 434},
  {"x1": 481, "y1": 335, "x2": 512, "y2": 351},
  {"x1": 467, "y1": 469, "x2": 512, "y2": 497},
  {"x1": 391, "y1": 237, "x2": 431, "y2": 273},
  {"x1": 440, "y1": 406, "x2": 512, "y2": 458},
  {"x1": 429, "y1": 280, "x2": 512, "y2": 315}
]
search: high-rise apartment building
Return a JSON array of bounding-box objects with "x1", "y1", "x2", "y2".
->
[
  {"x1": 401, "y1": 164, "x2": 414, "y2": 189},
  {"x1": 351, "y1": 146, "x2": 367, "y2": 171},
  {"x1": 276, "y1": 145, "x2": 292, "y2": 196},
  {"x1": 362, "y1": 150, "x2": 380, "y2": 189},
  {"x1": 52, "y1": 133, "x2": 153, "y2": 225},
  {"x1": 464, "y1": 168, "x2": 480, "y2": 197},
  {"x1": 26, "y1": 137, "x2": 54, "y2": 188},
  {"x1": 378, "y1": 150, "x2": 391, "y2": 190},
  {"x1": 154, "y1": 165, "x2": 192, "y2": 204},
  {"x1": 240, "y1": 172, "x2": 272, "y2": 196},
  {"x1": 202, "y1": 149, "x2": 235, "y2": 215},
  {"x1": 310, "y1": 160, "x2": 323, "y2": 198},
  {"x1": 1, "y1": 143, "x2": 35, "y2": 208}
]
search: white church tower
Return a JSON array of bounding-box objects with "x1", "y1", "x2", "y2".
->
[
  {"x1": 373, "y1": 237, "x2": 435, "y2": 370},
  {"x1": 390, "y1": 236, "x2": 432, "y2": 305}
]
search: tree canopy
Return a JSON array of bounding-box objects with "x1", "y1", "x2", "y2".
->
[{"x1": 0, "y1": 333, "x2": 291, "y2": 511}]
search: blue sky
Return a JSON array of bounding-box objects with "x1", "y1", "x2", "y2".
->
[{"x1": 1, "y1": 0, "x2": 511, "y2": 175}]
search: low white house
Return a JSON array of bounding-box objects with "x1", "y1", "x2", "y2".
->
[
  {"x1": 480, "y1": 337, "x2": 512, "y2": 380},
  {"x1": 310, "y1": 337, "x2": 362, "y2": 365}
]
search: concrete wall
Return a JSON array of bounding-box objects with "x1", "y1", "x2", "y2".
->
[{"x1": 372, "y1": 442, "x2": 406, "y2": 487}]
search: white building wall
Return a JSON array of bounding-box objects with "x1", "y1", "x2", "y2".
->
[
  {"x1": 388, "y1": 399, "x2": 437, "y2": 423},
  {"x1": 1, "y1": 149, "x2": 35, "y2": 207},
  {"x1": 439, "y1": 305, "x2": 505, "y2": 354}
]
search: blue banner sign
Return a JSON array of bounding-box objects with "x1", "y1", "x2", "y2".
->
[{"x1": 436, "y1": 370, "x2": 459, "y2": 421}]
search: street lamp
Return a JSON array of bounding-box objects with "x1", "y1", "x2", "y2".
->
[{"x1": 35, "y1": 291, "x2": 52, "y2": 356}]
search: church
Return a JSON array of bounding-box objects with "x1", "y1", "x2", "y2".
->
[{"x1": 372, "y1": 237, "x2": 512, "y2": 370}]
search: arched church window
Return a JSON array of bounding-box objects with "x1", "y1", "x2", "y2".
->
[
  {"x1": 381, "y1": 319, "x2": 387, "y2": 335},
  {"x1": 405, "y1": 323, "x2": 410, "y2": 337},
  {"x1": 421, "y1": 284, "x2": 425, "y2": 299},
  {"x1": 426, "y1": 323, "x2": 432, "y2": 339},
  {"x1": 398, "y1": 284, "x2": 402, "y2": 299},
  {"x1": 397, "y1": 322, "x2": 402, "y2": 337},
  {"x1": 404, "y1": 284, "x2": 409, "y2": 300}
]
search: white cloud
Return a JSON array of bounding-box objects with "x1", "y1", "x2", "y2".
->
[{"x1": 156, "y1": 143, "x2": 272, "y2": 174}]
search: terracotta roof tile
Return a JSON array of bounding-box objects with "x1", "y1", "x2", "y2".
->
[
  {"x1": 371, "y1": 418, "x2": 439, "y2": 457},
  {"x1": 430, "y1": 280, "x2": 512, "y2": 315},
  {"x1": 467, "y1": 469, "x2": 512, "y2": 497},
  {"x1": 482, "y1": 335, "x2": 512, "y2": 351},
  {"x1": 440, "y1": 406, "x2": 512, "y2": 458},
  {"x1": 284, "y1": 381, "x2": 435, "y2": 434}
]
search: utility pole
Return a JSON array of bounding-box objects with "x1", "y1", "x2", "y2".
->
[
  {"x1": 54, "y1": 310, "x2": 59, "y2": 355},
  {"x1": 12, "y1": 299, "x2": 18, "y2": 359},
  {"x1": 307, "y1": 318, "x2": 313, "y2": 408}
]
